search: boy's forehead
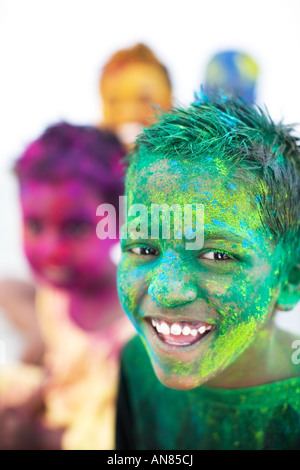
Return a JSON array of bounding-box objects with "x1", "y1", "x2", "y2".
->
[
  {"x1": 20, "y1": 178, "x2": 103, "y2": 204},
  {"x1": 128, "y1": 157, "x2": 234, "y2": 199},
  {"x1": 133, "y1": 158, "x2": 176, "y2": 190},
  {"x1": 126, "y1": 156, "x2": 271, "y2": 239}
]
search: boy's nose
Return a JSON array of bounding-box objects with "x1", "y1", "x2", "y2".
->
[
  {"x1": 40, "y1": 233, "x2": 69, "y2": 265},
  {"x1": 147, "y1": 271, "x2": 198, "y2": 309},
  {"x1": 117, "y1": 105, "x2": 143, "y2": 127}
]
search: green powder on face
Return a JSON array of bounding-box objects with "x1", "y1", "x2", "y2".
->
[
  {"x1": 118, "y1": 99, "x2": 300, "y2": 391},
  {"x1": 118, "y1": 156, "x2": 290, "y2": 390}
]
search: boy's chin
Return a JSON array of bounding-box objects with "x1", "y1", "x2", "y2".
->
[{"x1": 152, "y1": 363, "x2": 209, "y2": 391}]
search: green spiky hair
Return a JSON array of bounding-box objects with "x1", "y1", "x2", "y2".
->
[{"x1": 126, "y1": 98, "x2": 300, "y2": 246}]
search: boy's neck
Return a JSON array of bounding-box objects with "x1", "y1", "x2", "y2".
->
[{"x1": 205, "y1": 321, "x2": 300, "y2": 388}]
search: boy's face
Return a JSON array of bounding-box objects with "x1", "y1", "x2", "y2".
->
[
  {"x1": 21, "y1": 179, "x2": 116, "y2": 291},
  {"x1": 101, "y1": 62, "x2": 172, "y2": 145},
  {"x1": 118, "y1": 157, "x2": 285, "y2": 390}
]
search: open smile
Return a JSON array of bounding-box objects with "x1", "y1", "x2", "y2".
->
[{"x1": 146, "y1": 317, "x2": 216, "y2": 347}]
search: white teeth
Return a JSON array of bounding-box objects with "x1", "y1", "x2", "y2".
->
[
  {"x1": 160, "y1": 322, "x2": 170, "y2": 335},
  {"x1": 151, "y1": 319, "x2": 213, "y2": 338},
  {"x1": 170, "y1": 323, "x2": 182, "y2": 335},
  {"x1": 182, "y1": 325, "x2": 192, "y2": 336}
]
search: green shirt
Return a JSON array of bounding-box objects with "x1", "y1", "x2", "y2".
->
[{"x1": 116, "y1": 335, "x2": 300, "y2": 450}]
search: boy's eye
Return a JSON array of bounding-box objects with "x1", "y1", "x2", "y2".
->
[
  {"x1": 108, "y1": 97, "x2": 118, "y2": 107},
  {"x1": 25, "y1": 218, "x2": 43, "y2": 234},
  {"x1": 129, "y1": 246, "x2": 159, "y2": 256},
  {"x1": 62, "y1": 221, "x2": 93, "y2": 237},
  {"x1": 138, "y1": 94, "x2": 152, "y2": 104},
  {"x1": 201, "y1": 251, "x2": 233, "y2": 261}
]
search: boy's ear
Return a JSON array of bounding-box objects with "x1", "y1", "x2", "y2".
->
[{"x1": 276, "y1": 264, "x2": 300, "y2": 311}]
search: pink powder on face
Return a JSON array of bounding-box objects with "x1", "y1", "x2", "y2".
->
[{"x1": 21, "y1": 179, "x2": 118, "y2": 292}]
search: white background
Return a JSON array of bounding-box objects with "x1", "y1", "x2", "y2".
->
[{"x1": 0, "y1": 0, "x2": 299, "y2": 332}]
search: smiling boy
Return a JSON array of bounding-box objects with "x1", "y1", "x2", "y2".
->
[{"x1": 116, "y1": 99, "x2": 300, "y2": 450}]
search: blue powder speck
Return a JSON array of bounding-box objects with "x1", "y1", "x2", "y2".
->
[{"x1": 212, "y1": 219, "x2": 227, "y2": 227}]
